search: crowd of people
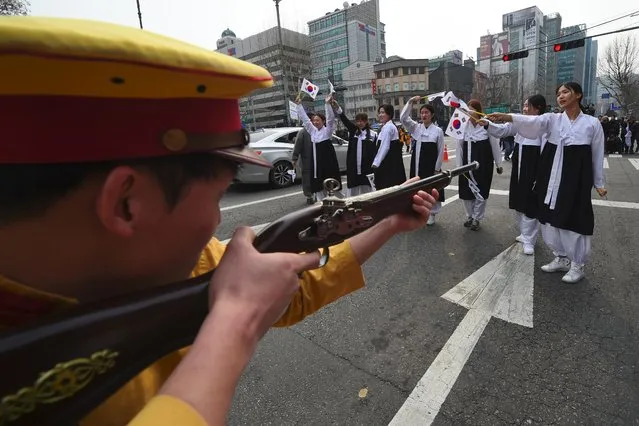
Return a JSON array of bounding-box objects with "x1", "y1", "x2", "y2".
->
[{"x1": 599, "y1": 115, "x2": 638, "y2": 154}]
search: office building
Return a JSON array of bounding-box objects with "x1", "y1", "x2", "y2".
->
[
  {"x1": 477, "y1": 6, "x2": 549, "y2": 111},
  {"x1": 307, "y1": 0, "x2": 386, "y2": 110},
  {"x1": 427, "y1": 50, "x2": 463, "y2": 71},
  {"x1": 373, "y1": 57, "x2": 429, "y2": 121},
  {"x1": 556, "y1": 25, "x2": 587, "y2": 86},
  {"x1": 341, "y1": 61, "x2": 377, "y2": 121},
  {"x1": 475, "y1": 7, "x2": 596, "y2": 112},
  {"x1": 543, "y1": 13, "x2": 562, "y2": 103},
  {"x1": 584, "y1": 39, "x2": 598, "y2": 106},
  {"x1": 215, "y1": 27, "x2": 311, "y2": 129}
]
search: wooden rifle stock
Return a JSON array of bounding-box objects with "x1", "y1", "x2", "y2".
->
[{"x1": 0, "y1": 162, "x2": 478, "y2": 425}]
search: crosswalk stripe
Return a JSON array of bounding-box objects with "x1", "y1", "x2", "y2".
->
[
  {"x1": 604, "y1": 158, "x2": 609, "y2": 169},
  {"x1": 629, "y1": 159, "x2": 639, "y2": 170}
]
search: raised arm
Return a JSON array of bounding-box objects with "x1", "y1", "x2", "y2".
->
[
  {"x1": 333, "y1": 102, "x2": 358, "y2": 135},
  {"x1": 325, "y1": 99, "x2": 337, "y2": 135},
  {"x1": 510, "y1": 113, "x2": 552, "y2": 139},
  {"x1": 485, "y1": 121, "x2": 517, "y2": 139},
  {"x1": 400, "y1": 97, "x2": 419, "y2": 134},
  {"x1": 296, "y1": 103, "x2": 318, "y2": 137}
]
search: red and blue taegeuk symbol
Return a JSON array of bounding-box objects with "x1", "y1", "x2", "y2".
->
[
  {"x1": 452, "y1": 119, "x2": 462, "y2": 129},
  {"x1": 450, "y1": 101, "x2": 461, "y2": 108},
  {"x1": 306, "y1": 85, "x2": 314, "y2": 93}
]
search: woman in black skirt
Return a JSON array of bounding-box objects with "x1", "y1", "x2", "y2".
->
[
  {"x1": 330, "y1": 100, "x2": 378, "y2": 196},
  {"x1": 457, "y1": 99, "x2": 504, "y2": 231},
  {"x1": 487, "y1": 82, "x2": 607, "y2": 284},
  {"x1": 482, "y1": 94, "x2": 547, "y2": 254},
  {"x1": 371, "y1": 104, "x2": 406, "y2": 189},
  {"x1": 294, "y1": 96, "x2": 341, "y2": 201},
  {"x1": 400, "y1": 96, "x2": 445, "y2": 225}
]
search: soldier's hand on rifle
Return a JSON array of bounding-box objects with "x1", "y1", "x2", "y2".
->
[{"x1": 386, "y1": 177, "x2": 439, "y2": 233}]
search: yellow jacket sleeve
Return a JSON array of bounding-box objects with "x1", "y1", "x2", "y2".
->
[
  {"x1": 128, "y1": 395, "x2": 206, "y2": 426},
  {"x1": 191, "y1": 238, "x2": 366, "y2": 327}
]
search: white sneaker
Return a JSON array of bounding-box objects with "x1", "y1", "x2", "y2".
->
[
  {"x1": 515, "y1": 235, "x2": 523, "y2": 243},
  {"x1": 562, "y1": 263, "x2": 585, "y2": 283},
  {"x1": 523, "y1": 244, "x2": 534, "y2": 255},
  {"x1": 427, "y1": 215, "x2": 435, "y2": 226},
  {"x1": 541, "y1": 256, "x2": 571, "y2": 273}
]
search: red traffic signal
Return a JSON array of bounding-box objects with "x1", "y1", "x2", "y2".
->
[
  {"x1": 502, "y1": 50, "x2": 529, "y2": 61},
  {"x1": 553, "y1": 38, "x2": 585, "y2": 52}
]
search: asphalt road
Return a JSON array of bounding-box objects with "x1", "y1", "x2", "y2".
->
[{"x1": 218, "y1": 138, "x2": 639, "y2": 425}]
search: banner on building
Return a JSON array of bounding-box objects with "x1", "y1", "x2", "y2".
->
[
  {"x1": 479, "y1": 35, "x2": 492, "y2": 60},
  {"x1": 490, "y1": 33, "x2": 509, "y2": 61},
  {"x1": 524, "y1": 17, "x2": 537, "y2": 48}
]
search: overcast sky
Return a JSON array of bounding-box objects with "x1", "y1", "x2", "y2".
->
[{"x1": 29, "y1": 0, "x2": 639, "y2": 63}]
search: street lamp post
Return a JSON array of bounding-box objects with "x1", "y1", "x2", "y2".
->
[{"x1": 273, "y1": 0, "x2": 291, "y2": 126}]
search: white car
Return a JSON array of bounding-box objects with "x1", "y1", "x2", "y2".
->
[{"x1": 234, "y1": 127, "x2": 349, "y2": 188}]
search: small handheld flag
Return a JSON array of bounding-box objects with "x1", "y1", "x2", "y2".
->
[
  {"x1": 421, "y1": 91, "x2": 446, "y2": 102},
  {"x1": 445, "y1": 109, "x2": 470, "y2": 140},
  {"x1": 328, "y1": 79, "x2": 336, "y2": 95},
  {"x1": 300, "y1": 78, "x2": 319, "y2": 100}
]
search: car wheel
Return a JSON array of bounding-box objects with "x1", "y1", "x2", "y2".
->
[{"x1": 270, "y1": 160, "x2": 294, "y2": 188}]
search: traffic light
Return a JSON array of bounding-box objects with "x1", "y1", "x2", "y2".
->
[
  {"x1": 502, "y1": 50, "x2": 529, "y2": 61},
  {"x1": 553, "y1": 38, "x2": 585, "y2": 52}
]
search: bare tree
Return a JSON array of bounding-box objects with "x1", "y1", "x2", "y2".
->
[
  {"x1": 598, "y1": 34, "x2": 639, "y2": 115},
  {"x1": 485, "y1": 73, "x2": 510, "y2": 107},
  {"x1": 0, "y1": 0, "x2": 30, "y2": 15}
]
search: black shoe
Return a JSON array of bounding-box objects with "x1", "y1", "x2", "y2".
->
[
  {"x1": 470, "y1": 219, "x2": 480, "y2": 231},
  {"x1": 463, "y1": 217, "x2": 473, "y2": 227}
]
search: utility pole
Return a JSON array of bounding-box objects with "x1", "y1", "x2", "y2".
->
[
  {"x1": 273, "y1": 0, "x2": 290, "y2": 126},
  {"x1": 136, "y1": 0, "x2": 143, "y2": 29}
]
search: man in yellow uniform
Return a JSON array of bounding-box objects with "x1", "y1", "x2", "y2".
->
[{"x1": 0, "y1": 17, "x2": 438, "y2": 425}]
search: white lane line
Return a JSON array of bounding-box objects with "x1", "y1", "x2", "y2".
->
[
  {"x1": 629, "y1": 158, "x2": 639, "y2": 170},
  {"x1": 592, "y1": 199, "x2": 639, "y2": 210},
  {"x1": 389, "y1": 310, "x2": 492, "y2": 425},
  {"x1": 390, "y1": 244, "x2": 534, "y2": 425},
  {"x1": 222, "y1": 179, "x2": 347, "y2": 212},
  {"x1": 221, "y1": 191, "x2": 302, "y2": 211},
  {"x1": 604, "y1": 158, "x2": 609, "y2": 169},
  {"x1": 609, "y1": 154, "x2": 623, "y2": 158}
]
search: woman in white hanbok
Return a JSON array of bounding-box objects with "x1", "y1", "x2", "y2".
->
[{"x1": 487, "y1": 82, "x2": 607, "y2": 284}]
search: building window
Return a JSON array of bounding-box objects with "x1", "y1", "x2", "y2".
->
[
  {"x1": 411, "y1": 82, "x2": 417, "y2": 90},
  {"x1": 394, "y1": 83, "x2": 399, "y2": 91},
  {"x1": 418, "y1": 82, "x2": 425, "y2": 90},
  {"x1": 403, "y1": 82, "x2": 409, "y2": 91},
  {"x1": 392, "y1": 69, "x2": 398, "y2": 76},
  {"x1": 385, "y1": 84, "x2": 391, "y2": 92}
]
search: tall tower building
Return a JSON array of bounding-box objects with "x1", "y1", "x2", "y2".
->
[
  {"x1": 215, "y1": 28, "x2": 311, "y2": 129},
  {"x1": 307, "y1": 0, "x2": 386, "y2": 110},
  {"x1": 502, "y1": 6, "x2": 547, "y2": 111},
  {"x1": 584, "y1": 39, "x2": 599, "y2": 106},
  {"x1": 556, "y1": 24, "x2": 587, "y2": 86},
  {"x1": 543, "y1": 13, "x2": 562, "y2": 103}
]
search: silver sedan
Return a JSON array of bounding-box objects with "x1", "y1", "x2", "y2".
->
[{"x1": 234, "y1": 127, "x2": 349, "y2": 188}]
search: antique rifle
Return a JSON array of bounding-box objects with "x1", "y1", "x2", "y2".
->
[{"x1": 0, "y1": 162, "x2": 478, "y2": 426}]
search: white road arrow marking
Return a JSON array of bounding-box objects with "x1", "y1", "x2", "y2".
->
[{"x1": 389, "y1": 243, "x2": 534, "y2": 425}]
